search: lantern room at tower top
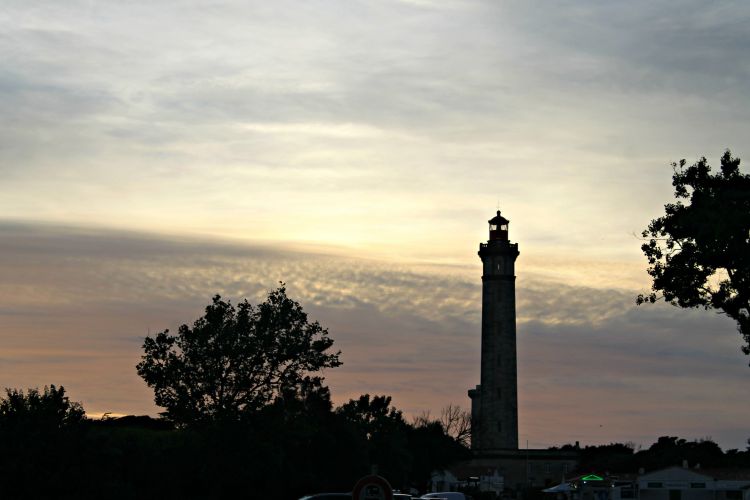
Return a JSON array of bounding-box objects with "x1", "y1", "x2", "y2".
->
[{"x1": 488, "y1": 211, "x2": 510, "y2": 241}]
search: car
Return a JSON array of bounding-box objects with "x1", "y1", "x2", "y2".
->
[
  {"x1": 419, "y1": 493, "x2": 468, "y2": 500},
  {"x1": 298, "y1": 494, "x2": 352, "y2": 500}
]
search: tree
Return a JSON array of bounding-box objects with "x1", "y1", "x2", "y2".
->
[
  {"x1": 637, "y1": 436, "x2": 725, "y2": 470},
  {"x1": 408, "y1": 419, "x2": 471, "y2": 491},
  {"x1": 638, "y1": 150, "x2": 750, "y2": 360},
  {"x1": 337, "y1": 394, "x2": 411, "y2": 486},
  {"x1": 0, "y1": 386, "x2": 85, "y2": 498},
  {"x1": 136, "y1": 285, "x2": 342, "y2": 425},
  {"x1": 413, "y1": 404, "x2": 471, "y2": 447},
  {"x1": 577, "y1": 442, "x2": 636, "y2": 472},
  {"x1": 337, "y1": 394, "x2": 407, "y2": 440},
  {"x1": 0, "y1": 384, "x2": 85, "y2": 428}
]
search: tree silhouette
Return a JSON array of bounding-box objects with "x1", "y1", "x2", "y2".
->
[
  {"x1": 639, "y1": 436, "x2": 725, "y2": 469},
  {"x1": 0, "y1": 384, "x2": 85, "y2": 428},
  {"x1": 337, "y1": 394, "x2": 411, "y2": 486},
  {"x1": 409, "y1": 415, "x2": 472, "y2": 491},
  {"x1": 638, "y1": 150, "x2": 750, "y2": 360},
  {"x1": 413, "y1": 404, "x2": 471, "y2": 447},
  {"x1": 136, "y1": 285, "x2": 341, "y2": 425},
  {"x1": 337, "y1": 394, "x2": 406, "y2": 439}
]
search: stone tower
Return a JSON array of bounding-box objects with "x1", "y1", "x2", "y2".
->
[{"x1": 468, "y1": 210, "x2": 519, "y2": 451}]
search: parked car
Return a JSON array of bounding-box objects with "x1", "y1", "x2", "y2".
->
[
  {"x1": 394, "y1": 494, "x2": 413, "y2": 500},
  {"x1": 298, "y1": 494, "x2": 351, "y2": 500},
  {"x1": 419, "y1": 493, "x2": 469, "y2": 500}
]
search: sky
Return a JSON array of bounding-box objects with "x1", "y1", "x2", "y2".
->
[{"x1": 1, "y1": 0, "x2": 749, "y2": 449}]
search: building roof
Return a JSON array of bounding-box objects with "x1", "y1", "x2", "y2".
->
[
  {"x1": 700, "y1": 469, "x2": 750, "y2": 481},
  {"x1": 488, "y1": 211, "x2": 509, "y2": 225},
  {"x1": 636, "y1": 466, "x2": 750, "y2": 482},
  {"x1": 639, "y1": 466, "x2": 714, "y2": 482}
]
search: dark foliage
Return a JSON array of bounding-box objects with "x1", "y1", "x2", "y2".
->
[
  {"x1": 413, "y1": 404, "x2": 472, "y2": 448},
  {"x1": 407, "y1": 419, "x2": 472, "y2": 492},
  {"x1": 0, "y1": 384, "x2": 84, "y2": 429},
  {"x1": 638, "y1": 436, "x2": 726, "y2": 470},
  {"x1": 0, "y1": 384, "x2": 470, "y2": 499},
  {"x1": 554, "y1": 436, "x2": 750, "y2": 475},
  {"x1": 95, "y1": 414, "x2": 174, "y2": 430},
  {"x1": 136, "y1": 286, "x2": 342, "y2": 425},
  {"x1": 638, "y1": 151, "x2": 750, "y2": 360},
  {"x1": 337, "y1": 394, "x2": 411, "y2": 487},
  {"x1": 0, "y1": 291, "x2": 471, "y2": 497},
  {"x1": 577, "y1": 442, "x2": 636, "y2": 473},
  {"x1": 336, "y1": 394, "x2": 471, "y2": 493}
]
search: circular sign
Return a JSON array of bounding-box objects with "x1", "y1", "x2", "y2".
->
[{"x1": 352, "y1": 474, "x2": 393, "y2": 500}]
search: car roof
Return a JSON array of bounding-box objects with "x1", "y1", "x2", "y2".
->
[{"x1": 299, "y1": 494, "x2": 352, "y2": 500}]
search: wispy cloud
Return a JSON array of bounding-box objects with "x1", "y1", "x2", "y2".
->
[
  {"x1": 1, "y1": 1, "x2": 748, "y2": 260},
  {"x1": 1, "y1": 222, "x2": 747, "y2": 448},
  {"x1": 1, "y1": 0, "x2": 749, "y2": 450}
]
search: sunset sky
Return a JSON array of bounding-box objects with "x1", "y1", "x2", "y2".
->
[{"x1": 2, "y1": 1, "x2": 749, "y2": 449}]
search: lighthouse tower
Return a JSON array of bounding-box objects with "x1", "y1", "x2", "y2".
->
[{"x1": 468, "y1": 210, "x2": 519, "y2": 451}]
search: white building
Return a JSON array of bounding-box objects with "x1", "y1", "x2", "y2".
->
[
  {"x1": 544, "y1": 467, "x2": 750, "y2": 500},
  {"x1": 639, "y1": 466, "x2": 750, "y2": 500}
]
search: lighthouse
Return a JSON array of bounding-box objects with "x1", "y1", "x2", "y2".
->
[{"x1": 468, "y1": 210, "x2": 520, "y2": 451}]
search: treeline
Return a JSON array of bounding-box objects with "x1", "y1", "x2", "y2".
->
[
  {"x1": 0, "y1": 289, "x2": 473, "y2": 498},
  {"x1": 552, "y1": 436, "x2": 750, "y2": 473},
  {"x1": 0, "y1": 386, "x2": 469, "y2": 499}
]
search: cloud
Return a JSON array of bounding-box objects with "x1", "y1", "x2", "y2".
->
[
  {"x1": 1, "y1": 0, "x2": 749, "y2": 266},
  {"x1": 1, "y1": 222, "x2": 748, "y2": 449},
  {"x1": 1, "y1": 0, "x2": 750, "y2": 450}
]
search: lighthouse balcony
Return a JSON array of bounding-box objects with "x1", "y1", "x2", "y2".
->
[{"x1": 478, "y1": 241, "x2": 519, "y2": 258}]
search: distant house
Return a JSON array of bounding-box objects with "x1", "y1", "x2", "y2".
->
[
  {"x1": 543, "y1": 466, "x2": 750, "y2": 500},
  {"x1": 639, "y1": 466, "x2": 750, "y2": 500}
]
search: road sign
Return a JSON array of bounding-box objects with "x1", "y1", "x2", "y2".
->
[{"x1": 352, "y1": 474, "x2": 393, "y2": 500}]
